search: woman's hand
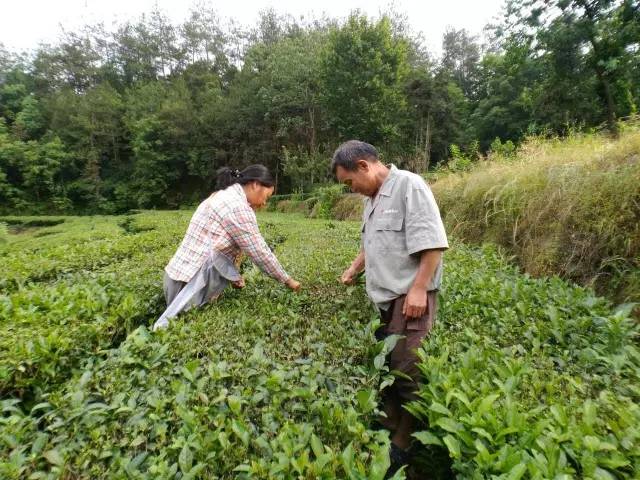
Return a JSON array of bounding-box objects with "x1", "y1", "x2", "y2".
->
[
  {"x1": 231, "y1": 277, "x2": 245, "y2": 289},
  {"x1": 286, "y1": 278, "x2": 301, "y2": 291}
]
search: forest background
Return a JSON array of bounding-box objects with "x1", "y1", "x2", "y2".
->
[{"x1": 0, "y1": 0, "x2": 638, "y2": 213}]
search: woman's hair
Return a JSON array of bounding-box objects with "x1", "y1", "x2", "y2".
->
[{"x1": 216, "y1": 164, "x2": 275, "y2": 191}]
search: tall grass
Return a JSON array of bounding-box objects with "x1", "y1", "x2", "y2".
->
[{"x1": 431, "y1": 121, "x2": 640, "y2": 307}]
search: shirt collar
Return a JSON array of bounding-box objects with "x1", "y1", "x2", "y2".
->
[
  {"x1": 377, "y1": 164, "x2": 398, "y2": 197},
  {"x1": 231, "y1": 182, "x2": 248, "y2": 204}
]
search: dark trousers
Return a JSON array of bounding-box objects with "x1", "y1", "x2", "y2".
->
[{"x1": 377, "y1": 291, "x2": 438, "y2": 430}]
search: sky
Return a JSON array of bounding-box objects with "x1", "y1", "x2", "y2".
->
[{"x1": 0, "y1": 0, "x2": 506, "y2": 56}]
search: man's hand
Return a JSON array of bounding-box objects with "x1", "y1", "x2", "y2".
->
[
  {"x1": 286, "y1": 278, "x2": 301, "y2": 292},
  {"x1": 403, "y1": 286, "x2": 428, "y2": 318},
  {"x1": 340, "y1": 266, "x2": 357, "y2": 285},
  {"x1": 231, "y1": 277, "x2": 245, "y2": 289}
]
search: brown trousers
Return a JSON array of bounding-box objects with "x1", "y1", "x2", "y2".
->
[{"x1": 377, "y1": 291, "x2": 438, "y2": 402}]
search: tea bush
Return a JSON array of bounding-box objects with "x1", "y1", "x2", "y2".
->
[
  {"x1": 0, "y1": 212, "x2": 400, "y2": 479},
  {"x1": 0, "y1": 213, "x2": 187, "y2": 400},
  {"x1": 1, "y1": 211, "x2": 638, "y2": 478},
  {"x1": 409, "y1": 245, "x2": 640, "y2": 478}
]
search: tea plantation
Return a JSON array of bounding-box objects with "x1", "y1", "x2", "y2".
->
[{"x1": 0, "y1": 212, "x2": 638, "y2": 479}]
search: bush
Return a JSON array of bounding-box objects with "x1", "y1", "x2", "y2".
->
[
  {"x1": 445, "y1": 143, "x2": 479, "y2": 173},
  {"x1": 0, "y1": 217, "x2": 65, "y2": 227},
  {"x1": 0, "y1": 212, "x2": 396, "y2": 479},
  {"x1": 275, "y1": 200, "x2": 300, "y2": 214},
  {"x1": 409, "y1": 244, "x2": 640, "y2": 478},
  {"x1": 303, "y1": 196, "x2": 319, "y2": 212},
  {"x1": 2, "y1": 212, "x2": 639, "y2": 478},
  {"x1": 331, "y1": 194, "x2": 364, "y2": 221},
  {"x1": 309, "y1": 184, "x2": 346, "y2": 219},
  {"x1": 488, "y1": 137, "x2": 516, "y2": 159}
]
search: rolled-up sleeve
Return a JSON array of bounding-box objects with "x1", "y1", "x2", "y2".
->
[
  {"x1": 404, "y1": 178, "x2": 449, "y2": 255},
  {"x1": 222, "y1": 206, "x2": 291, "y2": 284}
]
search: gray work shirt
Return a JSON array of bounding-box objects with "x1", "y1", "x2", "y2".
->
[{"x1": 361, "y1": 165, "x2": 449, "y2": 308}]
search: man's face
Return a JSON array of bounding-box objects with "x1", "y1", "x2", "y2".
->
[{"x1": 335, "y1": 161, "x2": 377, "y2": 197}]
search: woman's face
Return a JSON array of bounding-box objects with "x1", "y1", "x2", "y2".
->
[{"x1": 246, "y1": 182, "x2": 275, "y2": 210}]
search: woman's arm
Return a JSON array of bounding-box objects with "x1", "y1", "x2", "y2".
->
[{"x1": 224, "y1": 206, "x2": 300, "y2": 290}]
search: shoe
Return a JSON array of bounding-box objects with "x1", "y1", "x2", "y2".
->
[{"x1": 385, "y1": 443, "x2": 410, "y2": 479}]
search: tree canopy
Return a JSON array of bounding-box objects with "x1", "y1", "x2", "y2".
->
[{"x1": 0, "y1": 2, "x2": 638, "y2": 213}]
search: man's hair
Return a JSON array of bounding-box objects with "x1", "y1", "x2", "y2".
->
[{"x1": 331, "y1": 140, "x2": 379, "y2": 175}]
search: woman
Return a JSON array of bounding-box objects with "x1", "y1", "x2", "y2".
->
[{"x1": 153, "y1": 164, "x2": 300, "y2": 330}]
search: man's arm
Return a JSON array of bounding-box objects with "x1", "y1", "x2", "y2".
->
[
  {"x1": 340, "y1": 249, "x2": 365, "y2": 285},
  {"x1": 403, "y1": 249, "x2": 443, "y2": 318}
]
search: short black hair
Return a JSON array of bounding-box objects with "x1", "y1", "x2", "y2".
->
[{"x1": 331, "y1": 140, "x2": 379, "y2": 175}]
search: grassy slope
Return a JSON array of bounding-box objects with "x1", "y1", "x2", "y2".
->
[{"x1": 430, "y1": 124, "x2": 640, "y2": 308}]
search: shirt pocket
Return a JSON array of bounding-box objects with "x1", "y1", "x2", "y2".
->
[{"x1": 372, "y1": 216, "x2": 404, "y2": 251}]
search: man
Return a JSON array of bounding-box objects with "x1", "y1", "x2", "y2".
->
[{"x1": 333, "y1": 140, "x2": 448, "y2": 475}]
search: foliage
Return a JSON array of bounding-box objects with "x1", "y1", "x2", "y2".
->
[
  {"x1": 502, "y1": 0, "x2": 640, "y2": 135},
  {"x1": 444, "y1": 144, "x2": 477, "y2": 173},
  {"x1": 281, "y1": 146, "x2": 330, "y2": 193},
  {"x1": 0, "y1": 212, "x2": 401, "y2": 479},
  {"x1": 1, "y1": 3, "x2": 639, "y2": 211},
  {"x1": 488, "y1": 137, "x2": 516, "y2": 159},
  {"x1": 1, "y1": 211, "x2": 638, "y2": 477},
  {"x1": 309, "y1": 184, "x2": 346, "y2": 219},
  {"x1": 322, "y1": 14, "x2": 410, "y2": 152},
  {"x1": 409, "y1": 244, "x2": 640, "y2": 478}
]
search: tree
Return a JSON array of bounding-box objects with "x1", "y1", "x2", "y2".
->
[
  {"x1": 122, "y1": 79, "x2": 197, "y2": 207},
  {"x1": 13, "y1": 95, "x2": 46, "y2": 140},
  {"x1": 180, "y1": 2, "x2": 228, "y2": 74},
  {"x1": 0, "y1": 118, "x2": 24, "y2": 204},
  {"x1": 471, "y1": 39, "x2": 542, "y2": 146},
  {"x1": 258, "y1": 31, "x2": 328, "y2": 153},
  {"x1": 406, "y1": 67, "x2": 473, "y2": 166},
  {"x1": 32, "y1": 32, "x2": 100, "y2": 93},
  {"x1": 441, "y1": 28, "x2": 482, "y2": 99},
  {"x1": 322, "y1": 14, "x2": 410, "y2": 152},
  {"x1": 113, "y1": 19, "x2": 161, "y2": 86},
  {"x1": 21, "y1": 136, "x2": 69, "y2": 203},
  {"x1": 281, "y1": 146, "x2": 330, "y2": 192},
  {"x1": 533, "y1": 15, "x2": 602, "y2": 131},
  {"x1": 504, "y1": 0, "x2": 640, "y2": 135},
  {"x1": 0, "y1": 119, "x2": 70, "y2": 208}
]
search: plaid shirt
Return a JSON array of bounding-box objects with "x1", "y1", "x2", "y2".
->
[{"x1": 165, "y1": 183, "x2": 290, "y2": 284}]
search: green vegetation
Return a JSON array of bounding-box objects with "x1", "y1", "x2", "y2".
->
[
  {"x1": 0, "y1": 214, "x2": 179, "y2": 399},
  {"x1": 430, "y1": 124, "x2": 640, "y2": 307},
  {"x1": 0, "y1": 212, "x2": 398, "y2": 479},
  {"x1": 410, "y1": 245, "x2": 640, "y2": 478},
  {"x1": 1, "y1": 1, "x2": 638, "y2": 213},
  {"x1": 2, "y1": 1, "x2": 638, "y2": 476},
  {"x1": 269, "y1": 185, "x2": 363, "y2": 221},
  {"x1": 1, "y1": 212, "x2": 638, "y2": 478}
]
